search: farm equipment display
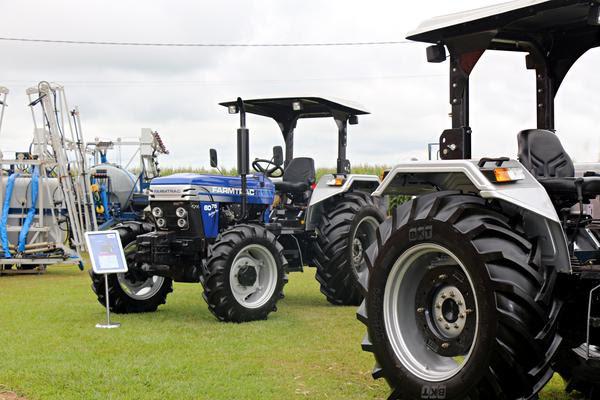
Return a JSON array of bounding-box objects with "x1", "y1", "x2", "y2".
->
[
  {"x1": 0, "y1": 82, "x2": 96, "y2": 273},
  {"x1": 87, "y1": 129, "x2": 168, "y2": 228},
  {"x1": 358, "y1": 1, "x2": 600, "y2": 399},
  {"x1": 90, "y1": 97, "x2": 384, "y2": 322}
]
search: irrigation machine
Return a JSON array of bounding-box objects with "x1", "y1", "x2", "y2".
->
[
  {"x1": 0, "y1": 82, "x2": 166, "y2": 275},
  {"x1": 359, "y1": 1, "x2": 600, "y2": 399},
  {"x1": 90, "y1": 97, "x2": 384, "y2": 322}
]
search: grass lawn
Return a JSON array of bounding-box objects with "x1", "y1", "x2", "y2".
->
[{"x1": 0, "y1": 266, "x2": 572, "y2": 400}]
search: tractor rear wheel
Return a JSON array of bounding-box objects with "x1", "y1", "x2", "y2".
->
[
  {"x1": 90, "y1": 221, "x2": 173, "y2": 313},
  {"x1": 358, "y1": 191, "x2": 561, "y2": 400},
  {"x1": 313, "y1": 191, "x2": 384, "y2": 306},
  {"x1": 202, "y1": 224, "x2": 287, "y2": 322},
  {"x1": 555, "y1": 344, "x2": 600, "y2": 399}
]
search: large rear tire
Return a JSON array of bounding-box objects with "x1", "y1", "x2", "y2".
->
[
  {"x1": 202, "y1": 224, "x2": 288, "y2": 322},
  {"x1": 358, "y1": 191, "x2": 561, "y2": 400},
  {"x1": 313, "y1": 191, "x2": 384, "y2": 306},
  {"x1": 555, "y1": 344, "x2": 600, "y2": 399},
  {"x1": 90, "y1": 221, "x2": 173, "y2": 313}
]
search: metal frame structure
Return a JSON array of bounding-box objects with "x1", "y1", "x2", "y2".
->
[
  {"x1": 219, "y1": 97, "x2": 368, "y2": 174},
  {"x1": 87, "y1": 128, "x2": 169, "y2": 190},
  {"x1": 407, "y1": 0, "x2": 600, "y2": 160},
  {"x1": 0, "y1": 82, "x2": 96, "y2": 273}
]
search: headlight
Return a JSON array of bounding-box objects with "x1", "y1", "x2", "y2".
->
[
  {"x1": 177, "y1": 218, "x2": 188, "y2": 228},
  {"x1": 175, "y1": 207, "x2": 188, "y2": 218},
  {"x1": 156, "y1": 218, "x2": 166, "y2": 228},
  {"x1": 152, "y1": 207, "x2": 163, "y2": 218}
]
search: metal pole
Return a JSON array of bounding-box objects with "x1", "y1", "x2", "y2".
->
[
  {"x1": 96, "y1": 273, "x2": 120, "y2": 328},
  {"x1": 104, "y1": 274, "x2": 111, "y2": 325}
]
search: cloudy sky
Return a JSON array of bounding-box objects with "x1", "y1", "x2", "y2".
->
[{"x1": 0, "y1": 0, "x2": 599, "y2": 169}]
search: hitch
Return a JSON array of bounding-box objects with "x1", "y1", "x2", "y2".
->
[{"x1": 586, "y1": 283, "x2": 600, "y2": 359}]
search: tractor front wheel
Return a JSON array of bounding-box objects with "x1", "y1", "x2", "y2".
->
[
  {"x1": 202, "y1": 224, "x2": 288, "y2": 322},
  {"x1": 359, "y1": 191, "x2": 561, "y2": 400},
  {"x1": 90, "y1": 222, "x2": 173, "y2": 313}
]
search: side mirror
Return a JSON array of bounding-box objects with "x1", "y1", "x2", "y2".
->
[
  {"x1": 426, "y1": 44, "x2": 447, "y2": 63},
  {"x1": 209, "y1": 148, "x2": 218, "y2": 168},
  {"x1": 272, "y1": 146, "x2": 284, "y2": 167}
]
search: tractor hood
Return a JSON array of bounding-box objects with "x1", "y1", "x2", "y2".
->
[{"x1": 149, "y1": 173, "x2": 275, "y2": 204}]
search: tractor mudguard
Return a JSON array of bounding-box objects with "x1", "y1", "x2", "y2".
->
[
  {"x1": 373, "y1": 159, "x2": 572, "y2": 274},
  {"x1": 305, "y1": 174, "x2": 380, "y2": 230}
]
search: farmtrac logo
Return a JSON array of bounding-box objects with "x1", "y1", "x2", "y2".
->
[
  {"x1": 209, "y1": 186, "x2": 256, "y2": 196},
  {"x1": 152, "y1": 188, "x2": 182, "y2": 194}
]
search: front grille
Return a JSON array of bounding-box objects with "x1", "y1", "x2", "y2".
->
[{"x1": 150, "y1": 201, "x2": 203, "y2": 237}]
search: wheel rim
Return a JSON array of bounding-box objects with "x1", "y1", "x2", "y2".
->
[
  {"x1": 351, "y1": 216, "x2": 380, "y2": 272},
  {"x1": 229, "y1": 244, "x2": 278, "y2": 309},
  {"x1": 383, "y1": 243, "x2": 479, "y2": 382},
  {"x1": 117, "y1": 242, "x2": 165, "y2": 301}
]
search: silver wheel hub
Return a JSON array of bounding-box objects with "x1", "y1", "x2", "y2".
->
[
  {"x1": 117, "y1": 273, "x2": 165, "y2": 300},
  {"x1": 229, "y1": 244, "x2": 278, "y2": 309},
  {"x1": 350, "y1": 216, "x2": 380, "y2": 274},
  {"x1": 118, "y1": 242, "x2": 165, "y2": 301},
  {"x1": 431, "y1": 285, "x2": 468, "y2": 338},
  {"x1": 352, "y1": 238, "x2": 364, "y2": 265},
  {"x1": 383, "y1": 243, "x2": 479, "y2": 382}
]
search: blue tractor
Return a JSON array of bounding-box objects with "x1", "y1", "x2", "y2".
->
[{"x1": 90, "y1": 97, "x2": 384, "y2": 322}]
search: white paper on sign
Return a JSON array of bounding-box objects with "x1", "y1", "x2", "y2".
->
[{"x1": 98, "y1": 254, "x2": 120, "y2": 270}]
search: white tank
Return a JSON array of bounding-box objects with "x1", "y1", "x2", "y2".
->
[{"x1": 90, "y1": 163, "x2": 139, "y2": 210}]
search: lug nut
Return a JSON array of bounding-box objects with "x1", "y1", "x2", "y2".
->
[
  {"x1": 459, "y1": 314, "x2": 465, "y2": 319},
  {"x1": 457, "y1": 300, "x2": 463, "y2": 306},
  {"x1": 454, "y1": 324, "x2": 459, "y2": 329},
  {"x1": 436, "y1": 303, "x2": 441, "y2": 309},
  {"x1": 444, "y1": 324, "x2": 450, "y2": 330},
  {"x1": 450, "y1": 291, "x2": 455, "y2": 297},
  {"x1": 441, "y1": 293, "x2": 447, "y2": 299},
  {"x1": 438, "y1": 317, "x2": 443, "y2": 322}
]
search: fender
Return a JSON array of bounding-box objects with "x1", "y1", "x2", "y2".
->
[
  {"x1": 305, "y1": 174, "x2": 381, "y2": 230},
  {"x1": 374, "y1": 159, "x2": 571, "y2": 273}
]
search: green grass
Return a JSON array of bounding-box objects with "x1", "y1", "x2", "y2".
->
[{"x1": 0, "y1": 266, "x2": 570, "y2": 400}]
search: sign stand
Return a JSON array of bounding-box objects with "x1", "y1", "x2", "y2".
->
[
  {"x1": 96, "y1": 274, "x2": 120, "y2": 329},
  {"x1": 85, "y1": 230, "x2": 129, "y2": 329}
]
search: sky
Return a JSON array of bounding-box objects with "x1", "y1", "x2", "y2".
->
[{"x1": 0, "y1": 0, "x2": 599, "y2": 169}]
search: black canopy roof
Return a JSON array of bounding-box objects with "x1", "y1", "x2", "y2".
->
[
  {"x1": 219, "y1": 97, "x2": 369, "y2": 122},
  {"x1": 407, "y1": 0, "x2": 600, "y2": 60}
]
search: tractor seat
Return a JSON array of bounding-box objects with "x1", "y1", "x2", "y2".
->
[
  {"x1": 517, "y1": 129, "x2": 600, "y2": 203},
  {"x1": 274, "y1": 157, "x2": 316, "y2": 194}
]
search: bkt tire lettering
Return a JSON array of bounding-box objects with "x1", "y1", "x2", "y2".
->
[
  {"x1": 409, "y1": 225, "x2": 433, "y2": 242},
  {"x1": 421, "y1": 385, "x2": 446, "y2": 399}
]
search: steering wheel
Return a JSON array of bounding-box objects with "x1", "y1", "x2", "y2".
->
[{"x1": 252, "y1": 158, "x2": 284, "y2": 178}]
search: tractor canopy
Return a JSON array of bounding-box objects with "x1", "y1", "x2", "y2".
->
[
  {"x1": 407, "y1": 0, "x2": 600, "y2": 159},
  {"x1": 219, "y1": 97, "x2": 370, "y2": 174}
]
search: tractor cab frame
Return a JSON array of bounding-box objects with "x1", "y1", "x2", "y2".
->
[
  {"x1": 407, "y1": 0, "x2": 600, "y2": 160},
  {"x1": 219, "y1": 96, "x2": 368, "y2": 175}
]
